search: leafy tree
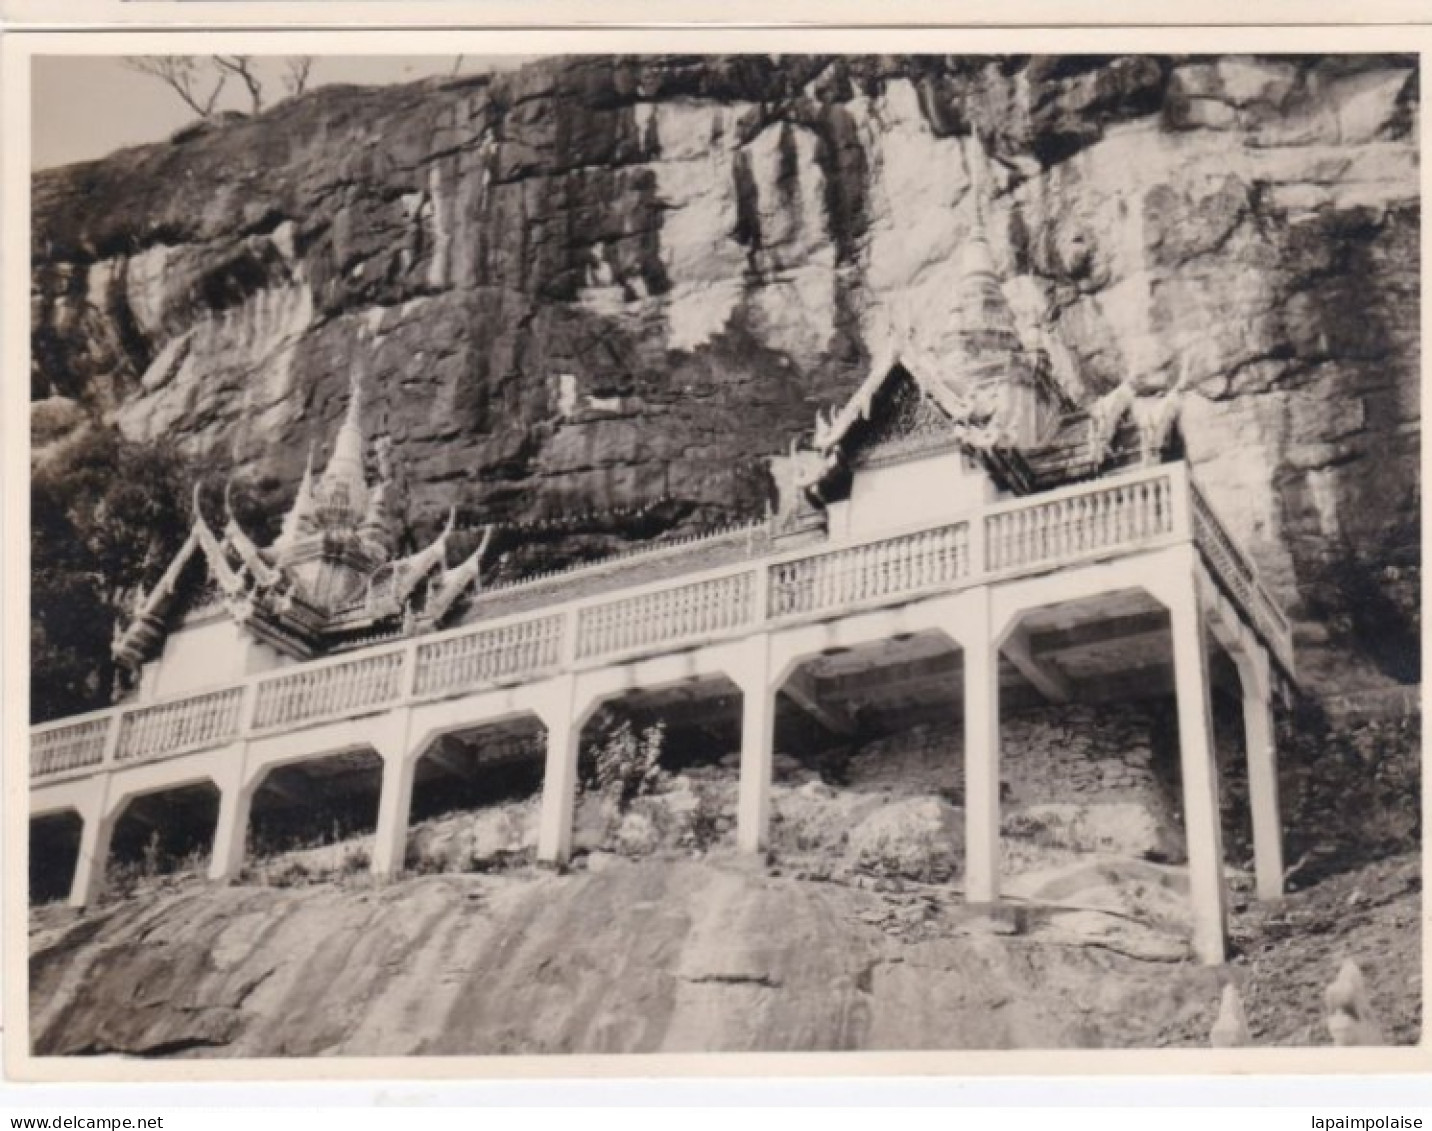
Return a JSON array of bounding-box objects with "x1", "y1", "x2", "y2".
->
[{"x1": 30, "y1": 426, "x2": 192, "y2": 722}]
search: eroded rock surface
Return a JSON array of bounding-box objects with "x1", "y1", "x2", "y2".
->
[
  {"x1": 31, "y1": 55, "x2": 1420, "y2": 694},
  {"x1": 29, "y1": 850, "x2": 1421, "y2": 1055}
]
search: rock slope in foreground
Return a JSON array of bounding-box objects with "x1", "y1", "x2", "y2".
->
[{"x1": 28, "y1": 852, "x2": 1420, "y2": 1056}]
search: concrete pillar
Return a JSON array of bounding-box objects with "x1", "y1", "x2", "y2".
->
[
  {"x1": 372, "y1": 751, "x2": 417, "y2": 878},
  {"x1": 963, "y1": 591, "x2": 1001, "y2": 904},
  {"x1": 69, "y1": 799, "x2": 117, "y2": 908},
  {"x1": 537, "y1": 677, "x2": 581, "y2": 864},
  {"x1": 1169, "y1": 587, "x2": 1228, "y2": 965},
  {"x1": 737, "y1": 635, "x2": 776, "y2": 854},
  {"x1": 1238, "y1": 647, "x2": 1284, "y2": 901},
  {"x1": 209, "y1": 779, "x2": 256, "y2": 882}
]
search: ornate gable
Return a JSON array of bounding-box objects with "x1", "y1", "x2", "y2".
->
[
  {"x1": 823, "y1": 363, "x2": 970, "y2": 472},
  {"x1": 112, "y1": 376, "x2": 493, "y2": 685}
]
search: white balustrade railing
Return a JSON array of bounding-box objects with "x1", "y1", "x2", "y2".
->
[
  {"x1": 415, "y1": 613, "x2": 564, "y2": 699},
  {"x1": 31, "y1": 715, "x2": 111, "y2": 778},
  {"x1": 985, "y1": 468, "x2": 1176, "y2": 574},
  {"x1": 768, "y1": 522, "x2": 970, "y2": 619},
  {"x1": 1190, "y1": 483, "x2": 1295, "y2": 673},
  {"x1": 576, "y1": 570, "x2": 756, "y2": 661},
  {"x1": 116, "y1": 687, "x2": 245, "y2": 765},
  {"x1": 252, "y1": 649, "x2": 406, "y2": 730},
  {"x1": 30, "y1": 461, "x2": 1295, "y2": 783}
]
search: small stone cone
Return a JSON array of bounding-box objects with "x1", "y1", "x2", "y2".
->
[
  {"x1": 1325, "y1": 959, "x2": 1385, "y2": 1046},
  {"x1": 1210, "y1": 983, "x2": 1251, "y2": 1048}
]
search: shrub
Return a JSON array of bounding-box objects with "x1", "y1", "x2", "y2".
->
[
  {"x1": 1281, "y1": 706, "x2": 1421, "y2": 882},
  {"x1": 678, "y1": 782, "x2": 728, "y2": 852},
  {"x1": 580, "y1": 709, "x2": 666, "y2": 810}
]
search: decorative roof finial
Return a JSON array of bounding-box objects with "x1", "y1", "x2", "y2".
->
[
  {"x1": 273, "y1": 443, "x2": 318, "y2": 556},
  {"x1": 315, "y1": 366, "x2": 370, "y2": 527},
  {"x1": 950, "y1": 131, "x2": 1023, "y2": 385},
  {"x1": 960, "y1": 132, "x2": 996, "y2": 273}
]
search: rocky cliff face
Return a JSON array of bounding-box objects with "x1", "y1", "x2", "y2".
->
[
  {"x1": 31, "y1": 54, "x2": 1420, "y2": 695},
  {"x1": 27, "y1": 851, "x2": 1423, "y2": 1054}
]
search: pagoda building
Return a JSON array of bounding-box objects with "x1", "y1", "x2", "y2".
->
[
  {"x1": 770, "y1": 148, "x2": 1186, "y2": 543},
  {"x1": 111, "y1": 375, "x2": 490, "y2": 705}
]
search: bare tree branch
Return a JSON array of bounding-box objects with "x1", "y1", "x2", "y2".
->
[
  {"x1": 122, "y1": 57, "x2": 229, "y2": 119},
  {"x1": 282, "y1": 57, "x2": 314, "y2": 99},
  {"x1": 451, "y1": 55, "x2": 465, "y2": 76},
  {"x1": 213, "y1": 55, "x2": 264, "y2": 114}
]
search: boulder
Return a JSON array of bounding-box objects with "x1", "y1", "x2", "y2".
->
[
  {"x1": 612, "y1": 804, "x2": 663, "y2": 857},
  {"x1": 1042, "y1": 910, "x2": 1189, "y2": 963},
  {"x1": 1210, "y1": 983, "x2": 1252, "y2": 1047},
  {"x1": 1325, "y1": 959, "x2": 1385, "y2": 1046},
  {"x1": 844, "y1": 797, "x2": 963, "y2": 883},
  {"x1": 1007, "y1": 802, "x2": 1181, "y2": 862}
]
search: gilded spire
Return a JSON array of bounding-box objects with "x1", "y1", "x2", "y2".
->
[
  {"x1": 314, "y1": 369, "x2": 370, "y2": 528},
  {"x1": 273, "y1": 443, "x2": 318, "y2": 556},
  {"x1": 358, "y1": 436, "x2": 397, "y2": 559},
  {"x1": 952, "y1": 133, "x2": 1022, "y2": 376}
]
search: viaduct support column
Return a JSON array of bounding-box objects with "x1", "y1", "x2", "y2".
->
[
  {"x1": 372, "y1": 709, "x2": 417, "y2": 879},
  {"x1": 1168, "y1": 578, "x2": 1229, "y2": 965},
  {"x1": 737, "y1": 634, "x2": 776, "y2": 855},
  {"x1": 1237, "y1": 645, "x2": 1284, "y2": 901},
  {"x1": 537, "y1": 675, "x2": 581, "y2": 865},
  {"x1": 962, "y1": 589, "x2": 1001, "y2": 905},
  {"x1": 209, "y1": 747, "x2": 256, "y2": 883},
  {"x1": 69, "y1": 786, "x2": 117, "y2": 909}
]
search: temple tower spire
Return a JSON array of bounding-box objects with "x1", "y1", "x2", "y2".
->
[
  {"x1": 273, "y1": 444, "x2": 318, "y2": 557},
  {"x1": 315, "y1": 369, "x2": 370, "y2": 528}
]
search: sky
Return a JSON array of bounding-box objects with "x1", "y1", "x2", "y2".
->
[{"x1": 32, "y1": 54, "x2": 532, "y2": 170}]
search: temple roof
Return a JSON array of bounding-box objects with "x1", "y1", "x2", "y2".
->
[
  {"x1": 112, "y1": 381, "x2": 490, "y2": 674},
  {"x1": 781, "y1": 135, "x2": 1184, "y2": 511}
]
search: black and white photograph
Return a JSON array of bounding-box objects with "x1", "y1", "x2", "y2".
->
[{"x1": 12, "y1": 44, "x2": 1423, "y2": 1066}]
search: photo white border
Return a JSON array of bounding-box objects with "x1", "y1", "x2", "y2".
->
[
  {"x1": 4, "y1": 0, "x2": 1432, "y2": 28},
  {"x1": 3, "y1": 21, "x2": 1429, "y2": 1090}
]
